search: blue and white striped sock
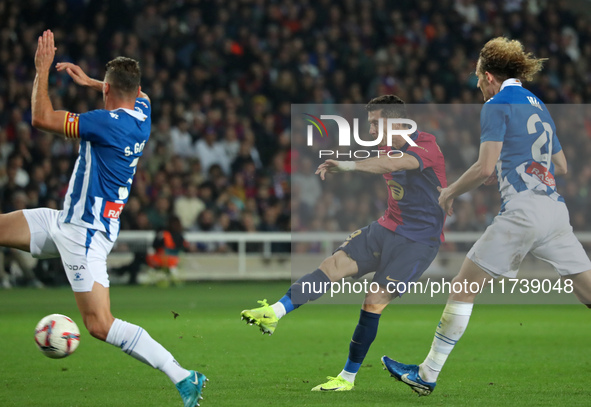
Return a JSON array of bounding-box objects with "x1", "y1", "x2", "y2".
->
[
  {"x1": 106, "y1": 318, "x2": 190, "y2": 383},
  {"x1": 420, "y1": 301, "x2": 473, "y2": 383}
]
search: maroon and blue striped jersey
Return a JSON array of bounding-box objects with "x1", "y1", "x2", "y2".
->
[{"x1": 377, "y1": 131, "x2": 447, "y2": 246}]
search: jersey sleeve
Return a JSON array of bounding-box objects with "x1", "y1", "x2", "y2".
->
[
  {"x1": 480, "y1": 101, "x2": 510, "y2": 143},
  {"x1": 77, "y1": 109, "x2": 113, "y2": 144},
  {"x1": 405, "y1": 138, "x2": 442, "y2": 171},
  {"x1": 135, "y1": 98, "x2": 151, "y2": 118}
]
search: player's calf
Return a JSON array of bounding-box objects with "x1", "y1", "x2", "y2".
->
[
  {"x1": 74, "y1": 283, "x2": 115, "y2": 341},
  {"x1": 83, "y1": 314, "x2": 115, "y2": 341}
]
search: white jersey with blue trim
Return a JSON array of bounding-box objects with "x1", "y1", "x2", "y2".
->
[
  {"x1": 480, "y1": 78, "x2": 563, "y2": 209},
  {"x1": 59, "y1": 98, "x2": 151, "y2": 241}
]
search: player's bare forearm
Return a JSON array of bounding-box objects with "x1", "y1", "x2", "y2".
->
[
  {"x1": 447, "y1": 140, "x2": 502, "y2": 198},
  {"x1": 353, "y1": 157, "x2": 392, "y2": 174},
  {"x1": 316, "y1": 154, "x2": 419, "y2": 180},
  {"x1": 354, "y1": 153, "x2": 419, "y2": 174},
  {"x1": 446, "y1": 162, "x2": 492, "y2": 199},
  {"x1": 32, "y1": 67, "x2": 67, "y2": 135},
  {"x1": 87, "y1": 78, "x2": 104, "y2": 92},
  {"x1": 32, "y1": 30, "x2": 68, "y2": 135},
  {"x1": 56, "y1": 62, "x2": 103, "y2": 91},
  {"x1": 74, "y1": 76, "x2": 103, "y2": 92},
  {"x1": 31, "y1": 72, "x2": 67, "y2": 134},
  {"x1": 31, "y1": 70, "x2": 52, "y2": 128}
]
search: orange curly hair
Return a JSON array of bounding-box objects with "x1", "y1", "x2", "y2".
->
[{"x1": 478, "y1": 37, "x2": 546, "y2": 82}]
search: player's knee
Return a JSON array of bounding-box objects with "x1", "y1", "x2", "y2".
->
[
  {"x1": 320, "y1": 252, "x2": 357, "y2": 281},
  {"x1": 362, "y1": 290, "x2": 391, "y2": 314},
  {"x1": 362, "y1": 302, "x2": 388, "y2": 314},
  {"x1": 319, "y1": 256, "x2": 338, "y2": 279}
]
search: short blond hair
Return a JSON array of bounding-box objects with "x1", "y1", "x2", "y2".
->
[{"x1": 477, "y1": 37, "x2": 546, "y2": 82}]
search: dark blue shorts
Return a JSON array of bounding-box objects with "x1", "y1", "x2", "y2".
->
[{"x1": 336, "y1": 221, "x2": 439, "y2": 292}]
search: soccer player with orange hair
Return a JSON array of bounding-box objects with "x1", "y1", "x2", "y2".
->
[{"x1": 384, "y1": 37, "x2": 591, "y2": 396}]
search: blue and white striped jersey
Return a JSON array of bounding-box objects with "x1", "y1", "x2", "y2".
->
[
  {"x1": 480, "y1": 79, "x2": 563, "y2": 210},
  {"x1": 59, "y1": 98, "x2": 151, "y2": 241}
]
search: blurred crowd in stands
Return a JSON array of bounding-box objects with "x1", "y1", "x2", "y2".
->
[{"x1": 1, "y1": 0, "x2": 591, "y2": 263}]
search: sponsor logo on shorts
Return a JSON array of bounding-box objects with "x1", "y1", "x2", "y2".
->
[
  {"x1": 74, "y1": 272, "x2": 84, "y2": 282},
  {"x1": 64, "y1": 262, "x2": 85, "y2": 271}
]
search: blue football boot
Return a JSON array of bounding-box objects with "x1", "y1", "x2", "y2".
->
[{"x1": 381, "y1": 356, "x2": 436, "y2": 396}]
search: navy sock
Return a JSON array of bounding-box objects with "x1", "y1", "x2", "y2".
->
[
  {"x1": 286, "y1": 269, "x2": 331, "y2": 309},
  {"x1": 344, "y1": 310, "x2": 381, "y2": 373}
]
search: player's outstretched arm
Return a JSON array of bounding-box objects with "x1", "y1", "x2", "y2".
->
[
  {"x1": 438, "y1": 141, "x2": 502, "y2": 215},
  {"x1": 314, "y1": 154, "x2": 419, "y2": 180},
  {"x1": 57, "y1": 62, "x2": 151, "y2": 104},
  {"x1": 56, "y1": 62, "x2": 104, "y2": 92},
  {"x1": 350, "y1": 153, "x2": 419, "y2": 174},
  {"x1": 31, "y1": 30, "x2": 69, "y2": 136}
]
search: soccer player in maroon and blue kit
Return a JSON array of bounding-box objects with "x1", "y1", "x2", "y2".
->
[{"x1": 241, "y1": 95, "x2": 447, "y2": 391}]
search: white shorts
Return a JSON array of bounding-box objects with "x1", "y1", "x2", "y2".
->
[
  {"x1": 23, "y1": 208, "x2": 114, "y2": 292},
  {"x1": 468, "y1": 191, "x2": 591, "y2": 278}
]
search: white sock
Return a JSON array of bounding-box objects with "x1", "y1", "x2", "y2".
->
[
  {"x1": 419, "y1": 300, "x2": 473, "y2": 383},
  {"x1": 271, "y1": 302, "x2": 286, "y2": 319},
  {"x1": 106, "y1": 318, "x2": 190, "y2": 384},
  {"x1": 339, "y1": 369, "x2": 356, "y2": 383}
]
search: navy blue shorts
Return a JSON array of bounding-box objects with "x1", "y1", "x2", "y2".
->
[{"x1": 336, "y1": 221, "x2": 438, "y2": 292}]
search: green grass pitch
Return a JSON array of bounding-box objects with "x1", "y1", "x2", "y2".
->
[{"x1": 1, "y1": 282, "x2": 590, "y2": 406}]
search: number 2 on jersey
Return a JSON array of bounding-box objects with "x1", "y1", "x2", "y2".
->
[
  {"x1": 527, "y1": 113, "x2": 553, "y2": 169},
  {"x1": 118, "y1": 157, "x2": 139, "y2": 200}
]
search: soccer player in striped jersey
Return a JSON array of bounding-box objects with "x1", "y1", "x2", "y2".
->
[
  {"x1": 383, "y1": 37, "x2": 591, "y2": 396},
  {"x1": 0, "y1": 30, "x2": 206, "y2": 407},
  {"x1": 242, "y1": 95, "x2": 447, "y2": 391}
]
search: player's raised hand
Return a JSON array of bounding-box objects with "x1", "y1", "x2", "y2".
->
[
  {"x1": 56, "y1": 62, "x2": 91, "y2": 87},
  {"x1": 437, "y1": 186, "x2": 454, "y2": 216},
  {"x1": 34, "y1": 30, "x2": 56, "y2": 72},
  {"x1": 315, "y1": 160, "x2": 336, "y2": 180},
  {"x1": 315, "y1": 159, "x2": 355, "y2": 180}
]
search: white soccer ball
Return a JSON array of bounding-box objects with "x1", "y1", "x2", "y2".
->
[{"x1": 34, "y1": 314, "x2": 81, "y2": 359}]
